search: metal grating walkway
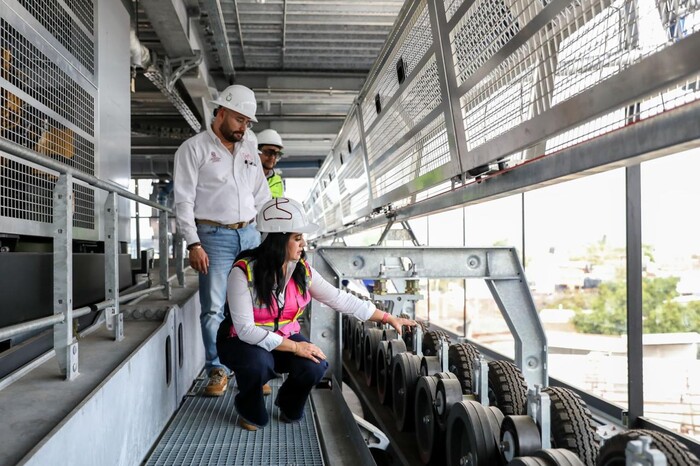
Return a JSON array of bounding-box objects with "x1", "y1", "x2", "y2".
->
[{"x1": 145, "y1": 374, "x2": 325, "y2": 466}]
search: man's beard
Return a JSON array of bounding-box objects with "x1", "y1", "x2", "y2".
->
[{"x1": 222, "y1": 128, "x2": 244, "y2": 143}]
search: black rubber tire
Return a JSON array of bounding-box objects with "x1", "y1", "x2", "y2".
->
[
  {"x1": 376, "y1": 340, "x2": 392, "y2": 405},
  {"x1": 422, "y1": 330, "x2": 448, "y2": 357},
  {"x1": 363, "y1": 328, "x2": 383, "y2": 387},
  {"x1": 596, "y1": 429, "x2": 700, "y2": 466},
  {"x1": 487, "y1": 360, "x2": 527, "y2": 415},
  {"x1": 543, "y1": 387, "x2": 599, "y2": 466},
  {"x1": 448, "y1": 342, "x2": 480, "y2": 395},
  {"x1": 534, "y1": 448, "x2": 585, "y2": 465}
]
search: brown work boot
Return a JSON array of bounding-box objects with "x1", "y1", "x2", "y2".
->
[
  {"x1": 204, "y1": 368, "x2": 228, "y2": 396},
  {"x1": 262, "y1": 383, "x2": 272, "y2": 396},
  {"x1": 238, "y1": 417, "x2": 258, "y2": 431}
]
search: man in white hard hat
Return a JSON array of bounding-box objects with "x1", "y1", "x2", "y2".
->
[
  {"x1": 256, "y1": 129, "x2": 285, "y2": 198},
  {"x1": 174, "y1": 84, "x2": 271, "y2": 397}
]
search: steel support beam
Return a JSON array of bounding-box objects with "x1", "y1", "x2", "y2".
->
[
  {"x1": 53, "y1": 174, "x2": 79, "y2": 380},
  {"x1": 316, "y1": 246, "x2": 548, "y2": 388},
  {"x1": 202, "y1": 0, "x2": 236, "y2": 80}
]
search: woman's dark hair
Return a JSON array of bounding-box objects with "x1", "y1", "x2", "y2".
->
[{"x1": 235, "y1": 232, "x2": 308, "y2": 310}]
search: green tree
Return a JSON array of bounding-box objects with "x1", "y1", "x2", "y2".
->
[{"x1": 564, "y1": 276, "x2": 700, "y2": 335}]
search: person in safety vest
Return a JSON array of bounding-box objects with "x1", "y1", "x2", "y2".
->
[
  {"x1": 174, "y1": 84, "x2": 271, "y2": 397},
  {"x1": 256, "y1": 129, "x2": 285, "y2": 198},
  {"x1": 216, "y1": 197, "x2": 416, "y2": 431}
]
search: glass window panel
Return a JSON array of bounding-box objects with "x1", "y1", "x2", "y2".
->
[
  {"x1": 524, "y1": 169, "x2": 627, "y2": 407},
  {"x1": 425, "y1": 209, "x2": 465, "y2": 333},
  {"x1": 641, "y1": 149, "x2": 700, "y2": 441},
  {"x1": 464, "y1": 195, "x2": 523, "y2": 355}
]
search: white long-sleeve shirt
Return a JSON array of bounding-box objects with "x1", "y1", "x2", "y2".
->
[
  {"x1": 227, "y1": 260, "x2": 376, "y2": 351},
  {"x1": 173, "y1": 127, "x2": 271, "y2": 245}
]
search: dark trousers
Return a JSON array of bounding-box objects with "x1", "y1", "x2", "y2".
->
[{"x1": 217, "y1": 331, "x2": 329, "y2": 427}]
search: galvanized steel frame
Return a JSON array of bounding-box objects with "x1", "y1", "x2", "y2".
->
[
  {"x1": 306, "y1": 0, "x2": 700, "y2": 230},
  {"x1": 312, "y1": 246, "x2": 548, "y2": 388}
]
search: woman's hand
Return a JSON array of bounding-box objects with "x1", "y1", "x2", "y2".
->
[
  {"x1": 387, "y1": 314, "x2": 417, "y2": 335},
  {"x1": 292, "y1": 341, "x2": 326, "y2": 364}
]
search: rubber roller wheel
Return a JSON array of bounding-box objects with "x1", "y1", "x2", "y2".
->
[
  {"x1": 483, "y1": 405, "x2": 505, "y2": 464},
  {"x1": 508, "y1": 457, "x2": 550, "y2": 465},
  {"x1": 387, "y1": 337, "x2": 407, "y2": 361},
  {"x1": 391, "y1": 352, "x2": 422, "y2": 432},
  {"x1": 446, "y1": 400, "x2": 502, "y2": 466},
  {"x1": 422, "y1": 330, "x2": 448, "y2": 356},
  {"x1": 420, "y1": 355, "x2": 441, "y2": 377},
  {"x1": 353, "y1": 321, "x2": 365, "y2": 371},
  {"x1": 363, "y1": 328, "x2": 383, "y2": 386},
  {"x1": 543, "y1": 387, "x2": 600, "y2": 466},
  {"x1": 402, "y1": 325, "x2": 414, "y2": 351},
  {"x1": 487, "y1": 360, "x2": 527, "y2": 415},
  {"x1": 414, "y1": 375, "x2": 442, "y2": 465},
  {"x1": 344, "y1": 318, "x2": 356, "y2": 354},
  {"x1": 341, "y1": 316, "x2": 349, "y2": 351},
  {"x1": 448, "y1": 342, "x2": 480, "y2": 395},
  {"x1": 596, "y1": 429, "x2": 700, "y2": 466},
  {"x1": 534, "y1": 448, "x2": 586, "y2": 465},
  {"x1": 435, "y1": 377, "x2": 464, "y2": 431},
  {"x1": 375, "y1": 340, "x2": 392, "y2": 405},
  {"x1": 500, "y1": 415, "x2": 542, "y2": 463},
  {"x1": 382, "y1": 327, "x2": 398, "y2": 341}
]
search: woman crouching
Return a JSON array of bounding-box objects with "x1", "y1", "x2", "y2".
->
[{"x1": 216, "y1": 197, "x2": 416, "y2": 430}]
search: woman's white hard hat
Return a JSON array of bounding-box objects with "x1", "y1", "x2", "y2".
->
[
  {"x1": 256, "y1": 198, "x2": 318, "y2": 234},
  {"x1": 210, "y1": 84, "x2": 258, "y2": 122}
]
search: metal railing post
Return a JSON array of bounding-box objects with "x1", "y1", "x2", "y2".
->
[
  {"x1": 53, "y1": 174, "x2": 79, "y2": 380},
  {"x1": 104, "y1": 192, "x2": 123, "y2": 341},
  {"x1": 159, "y1": 209, "x2": 171, "y2": 299},
  {"x1": 174, "y1": 228, "x2": 184, "y2": 286}
]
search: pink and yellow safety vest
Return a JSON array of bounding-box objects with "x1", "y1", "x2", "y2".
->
[{"x1": 229, "y1": 257, "x2": 312, "y2": 338}]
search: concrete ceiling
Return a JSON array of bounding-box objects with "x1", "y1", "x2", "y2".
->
[{"x1": 130, "y1": 0, "x2": 404, "y2": 179}]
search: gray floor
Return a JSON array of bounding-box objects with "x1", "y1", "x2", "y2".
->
[{"x1": 144, "y1": 374, "x2": 325, "y2": 466}]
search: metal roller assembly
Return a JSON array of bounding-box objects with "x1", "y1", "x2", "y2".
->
[{"x1": 391, "y1": 352, "x2": 422, "y2": 432}]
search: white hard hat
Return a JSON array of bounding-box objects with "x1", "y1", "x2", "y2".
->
[
  {"x1": 210, "y1": 84, "x2": 258, "y2": 122},
  {"x1": 256, "y1": 198, "x2": 318, "y2": 234},
  {"x1": 256, "y1": 129, "x2": 284, "y2": 148}
]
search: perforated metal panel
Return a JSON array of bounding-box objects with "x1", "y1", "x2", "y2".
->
[
  {"x1": 16, "y1": 0, "x2": 95, "y2": 74},
  {"x1": 146, "y1": 376, "x2": 325, "y2": 466},
  {"x1": 0, "y1": 0, "x2": 96, "y2": 231},
  {"x1": 456, "y1": 0, "x2": 700, "y2": 153},
  {"x1": 372, "y1": 115, "x2": 448, "y2": 199},
  {"x1": 361, "y1": 0, "x2": 433, "y2": 130},
  {"x1": 306, "y1": 0, "x2": 700, "y2": 237}
]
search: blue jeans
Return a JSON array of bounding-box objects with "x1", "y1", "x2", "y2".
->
[
  {"x1": 197, "y1": 223, "x2": 260, "y2": 371},
  {"x1": 217, "y1": 332, "x2": 329, "y2": 427}
]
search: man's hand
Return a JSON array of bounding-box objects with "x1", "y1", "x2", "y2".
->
[{"x1": 188, "y1": 246, "x2": 209, "y2": 274}]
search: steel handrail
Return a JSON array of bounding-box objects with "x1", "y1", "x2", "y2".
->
[{"x1": 0, "y1": 283, "x2": 167, "y2": 341}]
